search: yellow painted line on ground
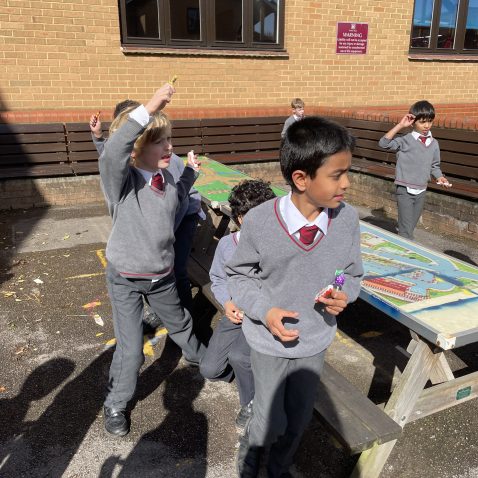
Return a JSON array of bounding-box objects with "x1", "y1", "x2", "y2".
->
[{"x1": 96, "y1": 249, "x2": 107, "y2": 268}]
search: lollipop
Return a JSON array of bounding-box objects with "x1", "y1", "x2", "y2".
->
[{"x1": 315, "y1": 270, "x2": 346, "y2": 302}]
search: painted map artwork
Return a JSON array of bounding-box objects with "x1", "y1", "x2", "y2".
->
[
  {"x1": 360, "y1": 223, "x2": 478, "y2": 335},
  {"x1": 191, "y1": 157, "x2": 286, "y2": 206}
]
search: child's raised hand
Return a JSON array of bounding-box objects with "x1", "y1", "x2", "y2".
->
[
  {"x1": 89, "y1": 112, "x2": 103, "y2": 138},
  {"x1": 316, "y1": 289, "x2": 348, "y2": 316},
  {"x1": 187, "y1": 150, "x2": 200, "y2": 171},
  {"x1": 436, "y1": 176, "x2": 452, "y2": 188},
  {"x1": 265, "y1": 307, "x2": 299, "y2": 342},
  {"x1": 145, "y1": 83, "x2": 175, "y2": 115},
  {"x1": 224, "y1": 300, "x2": 243, "y2": 324},
  {"x1": 398, "y1": 113, "x2": 415, "y2": 129}
]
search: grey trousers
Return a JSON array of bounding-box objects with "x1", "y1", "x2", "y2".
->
[
  {"x1": 104, "y1": 263, "x2": 205, "y2": 410},
  {"x1": 395, "y1": 185, "x2": 427, "y2": 240},
  {"x1": 248, "y1": 348, "x2": 326, "y2": 477},
  {"x1": 199, "y1": 317, "x2": 254, "y2": 406}
]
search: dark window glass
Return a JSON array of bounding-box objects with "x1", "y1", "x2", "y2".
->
[
  {"x1": 411, "y1": 0, "x2": 433, "y2": 48},
  {"x1": 410, "y1": 0, "x2": 478, "y2": 55},
  {"x1": 170, "y1": 0, "x2": 201, "y2": 41},
  {"x1": 119, "y1": 0, "x2": 284, "y2": 50},
  {"x1": 253, "y1": 0, "x2": 278, "y2": 43},
  {"x1": 215, "y1": 0, "x2": 243, "y2": 42},
  {"x1": 464, "y1": 0, "x2": 478, "y2": 49},
  {"x1": 126, "y1": 0, "x2": 160, "y2": 39},
  {"x1": 437, "y1": 0, "x2": 458, "y2": 49}
]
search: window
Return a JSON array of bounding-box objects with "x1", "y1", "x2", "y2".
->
[
  {"x1": 119, "y1": 0, "x2": 285, "y2": 51},
  {"x1": 410, "y1": 0, "x2": 478, "y2": 54}
]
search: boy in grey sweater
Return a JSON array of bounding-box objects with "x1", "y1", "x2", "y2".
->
[
  {"x1": 100, "y1": 84, "x2": 205, "y2": 437},
  {"x1": 199, "y1": 180, "x2": 276, "y2": 430},
  {"x1": 379, "y1": 100, "x2": 451, "y2": 239},
  {"x1": 280, "y1": 98, "x2": 305, "y2": 137},
  {"x1": 227, "y1": 117, "x2": 364, "y2": 477}
]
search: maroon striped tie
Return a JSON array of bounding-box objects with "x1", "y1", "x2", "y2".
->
[{"x1": 151, "y1": 173, "x2": 164, "y2": 193}]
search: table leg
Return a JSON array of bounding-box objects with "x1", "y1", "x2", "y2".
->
[{"x1": 351, "y1": 338, "x2": 441, "y2": 478}]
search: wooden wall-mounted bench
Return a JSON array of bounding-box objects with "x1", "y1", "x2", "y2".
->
[
  {"x1": 330, "y1": 117, "x2": 478, "y2": 201},
  {"x1": 0, "y1": 123, "x2": 71, "y2": 178},
  {"x1": 201, "y1": 116, "x2": 286, "y2": 165},
  {"x1": 65, "y1": 122, "x2": 111, "y2": 175}
]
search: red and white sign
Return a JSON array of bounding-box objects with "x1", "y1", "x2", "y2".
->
[{"x1": 336, "y1": 22, "x2": 368, "y2": 55}]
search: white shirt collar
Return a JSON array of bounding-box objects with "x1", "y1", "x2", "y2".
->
[
  {"x1": 412, "y1": 130, "x2": 433, "y2": 141},
  {"x1": 279, "y1": 192, "x2": 329, "y2": 236},
  {"x1": 135, "y1": 167, "x2": 163, "y2": 185}
]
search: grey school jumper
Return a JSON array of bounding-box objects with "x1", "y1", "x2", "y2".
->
[
  {"x1": 226, "y1": 198, "x2": 363, "y2": 359},
  {"x1": 99, "y1": 117, "x2": 197, "y2": 279},
  {"x1": 379, "y1": 133, "x2": 443, "y2": 189}
]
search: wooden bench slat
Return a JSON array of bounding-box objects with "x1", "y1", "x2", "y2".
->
[
  {"x1": 0, "y1": 123, "x2": 64, "y2": 134},
  {"x1": 0, "y1": 164, "x2": 73, "y2": 178},
  {"x1": 1, "y1": 143, "x2": 68, "y2": 155},
  {"x1": 71, "y1": 162, "x2": 99, "y2": 174},
  {"x1": 0, "y1": 152, "x2": 69, "y2": 165},
  {"x1": 0, "y1": 132, "x2": 66, "y2": 145},
  {"x1": 201, "y1": 116, "x2": 286, "y2": 127},
  {"x1": 315, "y1": 363, "x2": 402, "y2": 454}
]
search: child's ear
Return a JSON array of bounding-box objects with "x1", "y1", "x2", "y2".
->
[{"x1": 291, "y1": 170, "x2": 307, "y2": 192}]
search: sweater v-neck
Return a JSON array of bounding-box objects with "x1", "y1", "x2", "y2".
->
[{"x1": 273, "y1": 198, "x2": 332, "y2": 251}]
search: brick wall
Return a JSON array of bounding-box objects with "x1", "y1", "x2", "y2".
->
[{"x1": 1, "y1": 1, "x2": 478, "y2": 113}]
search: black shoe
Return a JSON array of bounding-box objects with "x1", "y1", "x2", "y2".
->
[
  {"x1": 236, "y1": 429, "x2": 262, "y2": 478},
  {"x1": 104, "y1": 406, "x2": 129, "y2": 437},
  {"x1": 235, "y1": 400, "x2": 253, "y2": 429}
]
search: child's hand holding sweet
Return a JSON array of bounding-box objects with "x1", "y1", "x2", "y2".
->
[
  {"x1": 224, "y1": 300, "x2": 244, "y2": 324},
  {"x1": 187, "y1": 150, "x2": 201, "y2": 171},
  {"x1": 436, "y1": 176, "x2": 452, "y2": 188},
  {"x1": 265, "y1": 307, "x2": 299, "y2": 342},
  {"x1": 145, "y1": 83, "x2": 175, "y2": 115},
  {"x1": 89, "y1": 111, "x2": 103, "y2": 139},
  {"x1": 316, "y1": 289, "x2": 348, "y2": 316}
]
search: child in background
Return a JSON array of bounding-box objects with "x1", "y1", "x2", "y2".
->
[
  {"x1": 90, "y1": 101, "x2": 205, "y2": 324},
  {"x1": 281, "y1": 98, "x2": 305, "y2": 137},
  {"x1": 199, "y1": 180, "x2": 276, "y2": 429},
  {"x1": 100, "y1": 84, "x2": 205, "y2": 437},
  {"x1": 227, "y1": 116, "x2": 364, "y2": 477},
  {"x1": 379, "y1": 100, "x2": 451, "y2": 240}
]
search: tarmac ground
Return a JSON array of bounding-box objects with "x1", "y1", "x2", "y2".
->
[{"x1": 1, "y1": 203, "x2": 478, "y2": 478}]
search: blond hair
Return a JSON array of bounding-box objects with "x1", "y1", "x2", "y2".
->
[{"x1": 108, "y1": 107, "x2": 172, "y2": 162}]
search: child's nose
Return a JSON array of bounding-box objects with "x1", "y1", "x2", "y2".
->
[{"x1": 341, "y1": 174, "x2": 351, "y2": 190}]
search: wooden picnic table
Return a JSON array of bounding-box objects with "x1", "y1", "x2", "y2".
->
[{"x1": 190, "y1": 157, "x2": 478, "y2": 477}]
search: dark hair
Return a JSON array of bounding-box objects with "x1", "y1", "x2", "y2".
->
[
  {"x1": 409, "y1": 100, "x2": 435, "y2": 122},
  {"x1": 228, "y1": 179, "x2": 276, "y2": 224},
  {"x1": 113, "y1": 99, "x2": 141, "y2": 119},
  {"x1": 280, "y1": 116, "x2": 355, "y2": 189}
]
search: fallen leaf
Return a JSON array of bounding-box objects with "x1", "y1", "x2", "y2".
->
[
  {"x1": 93, "y1": 314, "x2": 104, "y2": 327},
  {"x1": 0, "y1": 386, "x2": 6, "y2": 393},
  {"x1": 82, "y1": 300, "x2": 101, "y2": 309},
  {"x1": 95, "y1": 332, "x2": 104, "y2": 337},
  {"x1": 63, "y1": 234, "x2": 70, "y2": 240},
  {"x1": 33, "y1": 278, "x2": 43, "y2": 284}
]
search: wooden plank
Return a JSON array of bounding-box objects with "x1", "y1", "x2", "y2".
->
[
  {"x1": 0, "y1": 164, "x2": 73, "y2": 178},
  {"x1": 1, "y1": 143, "x2": 68, "y2": 155},
  {"x1": 203, "y1": 140, "x2": 281, "y2": 154},
  {"x1": 408, "y1": 370, "x2": 478, "y2": 423},
  {"x1": 202, "y1": 132, "x2": 280, "y2": 145},
  {"x1": 201, "y1": 116, "x2": 286, "y2": 127},
  {"x1": 439, "y1": 139, "x2": 478, "y2": 155},
  {"x1": 71, "y1": 162, "x2": 99, "y2": 174},
  {"x1": 0, "y1": 152, "x2": 68, "y2": 165},
  {"x1": 315, "y1": 363, "x2": 402, "y2": 454},
  {"x1": 208, "y1": 151, "x2": 279, "y2": 164},
  {"x1": 441, "y1": 150, "x2": 478, "y2": 168},
  {"x1": 0, "y1": 132, "x2": 66, "y2": 145},
  {"x1": 440, "y1": 162, "x2": 478, "y2": 179},
  {"x1": 0, "y1": 123, "x2": 64, "y2": 134},
  {"x1": 202, "y1": 124, "x2": 283, "y2": 136}
]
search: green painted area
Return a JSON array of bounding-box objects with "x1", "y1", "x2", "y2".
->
[
  {"x1": 379, "y1": 295, "x2": 409, "y2": 307},
  {"x1": 452, "y1": 260, "x2": 478, "y2": 274}
]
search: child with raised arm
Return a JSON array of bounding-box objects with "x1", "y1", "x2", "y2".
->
[
  {"x1": 100, "y1": 84, "x2": 205, "y2": 437},
  {"x1": 227, "y1": 117, "x2": 364, "y2": 478},
  {"x1": 90, "y1": 100, "x2": 205, "y2": 319},
  {"x1": 379, "y1": 100, "x2": 451, "y2": 240},
  {"x1": 281, "y1": 98, "x2": 305, "y2": 137},
  {"x1": 199, "y1": 180, "x2": 276, "y2": 429}
]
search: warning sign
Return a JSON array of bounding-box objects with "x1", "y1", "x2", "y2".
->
[{"x1": 336, "y1": 22, "x2": 368, "y2": 55}]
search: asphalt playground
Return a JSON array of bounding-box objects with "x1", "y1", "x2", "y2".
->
[{"x1": 1, "y1": 202, "x2": 478, "y2": 478}]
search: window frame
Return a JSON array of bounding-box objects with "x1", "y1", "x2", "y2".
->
[
  {"x1": 118, "y1": 0, "x2": 286, "y2": 52},
  {"x1": 409, "y1": 0, "x2": 478, "y2": 55}
]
